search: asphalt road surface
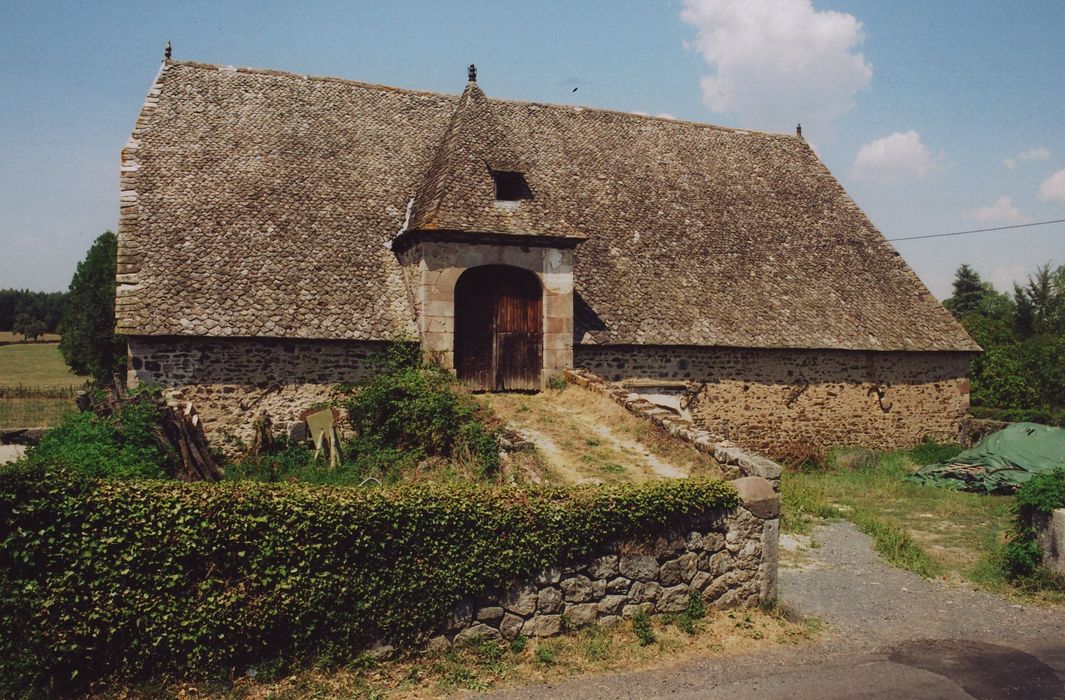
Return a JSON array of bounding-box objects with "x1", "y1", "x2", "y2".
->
[{"x1": 488, "y1": 521, "x2": 1065, "y2": 699}]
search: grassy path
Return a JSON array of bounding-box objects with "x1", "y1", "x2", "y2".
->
[
  {"x1": 781, "y1": 444, "x2": 1063, "y2": 606},
  {"x1": 482, "y1": 387, "x2": 723, "y2": 485}
]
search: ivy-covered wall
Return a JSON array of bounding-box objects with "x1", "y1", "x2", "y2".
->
[{"x1": 0, "y1": 465, "x2": 765, "y2": 696}]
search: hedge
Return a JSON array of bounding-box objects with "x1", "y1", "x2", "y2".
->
[{"x1": 0, "y1": 463, "x2": 738, "y2": 696}]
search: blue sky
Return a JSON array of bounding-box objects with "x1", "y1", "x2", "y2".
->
[{"x1": 1, "y1": 0, "x2": 1063, "y2": 298}]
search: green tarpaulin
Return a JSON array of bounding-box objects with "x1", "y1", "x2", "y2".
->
[{"x1": 908, "y1": 422, "x2": 1065, "y2": 493}]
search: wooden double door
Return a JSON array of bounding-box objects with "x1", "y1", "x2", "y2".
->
[{"x1": 455, "y1": 265, "x2": 543, "y2": 391}]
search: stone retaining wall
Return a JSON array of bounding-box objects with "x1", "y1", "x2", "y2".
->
[
  {"x1": 564, "y1": 368, "x2": 782, "y2": 489},
  {"x1": 429, "y1": 476, "x2": 779, "y2": 649},
  {"x1": 574, "y1": 345, "x2": 972, "y2": 457}
]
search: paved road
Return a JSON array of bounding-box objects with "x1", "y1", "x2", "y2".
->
[{"x1": 489, "y1": 522, "x2": 1065, "y2": 699}]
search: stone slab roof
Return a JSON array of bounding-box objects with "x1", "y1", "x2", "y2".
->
[{"x1": 116, "y1": 60, "x2": 978, "y2": 352}]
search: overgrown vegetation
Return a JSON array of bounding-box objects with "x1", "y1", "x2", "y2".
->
[
  {"x1": 944, "y1": 263, "x2": 1065, "y2": 419},
  {"x1": 0, "y1": 463, "x2": 738, "y2": 697},
  {"x1": 1003, "y1": 468, "x2": 1065, "y2": 582},
  {"x1": 781, "y1": 442, "x2": 1013, "y2": 585},
  {"x1": 228, "y1": 344, "x2": 505, "y2": 485},
  {"x1": 23, "y1": 386, "x2": 174, "y2": 479}
]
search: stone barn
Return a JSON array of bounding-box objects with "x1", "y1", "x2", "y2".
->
[{"x1": 116, "y1": 57, "x2": 979, "y2": 455}]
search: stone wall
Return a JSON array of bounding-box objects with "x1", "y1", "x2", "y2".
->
[
  {"x1": 575, "y1": 345, "x2": 972, "y2": 456},
  {"x1": 430, "y1": 476, "x2": 779, "y2": 648},
  {"x1": 565, "y1": 368, "x2": 781, "y2": 489},
  {"x1": 127, "y1": 336, "x2": 388, "y2": 447}
]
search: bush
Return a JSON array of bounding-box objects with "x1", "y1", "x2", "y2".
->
[
  {"x1": 342, "y1": 347, "x2": 501, "y2": 478},
  {"x1": 1004, "y1": 468, "x2": 1065, "y2": 579},
  {"x1": 25, "y1": 390, "x2": 173, "y2": 479},
  {"x1": 0, "y1": 465, "x2": 737, "y2": 696}
]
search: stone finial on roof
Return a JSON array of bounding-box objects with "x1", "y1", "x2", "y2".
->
[
  {"x1": 467, "y1": 64, "x2": 477, "y2": 82},
  {"x1": 164, "y1": 41, "x2": 172, "y2": 60},
  {"x1": 796, "y1": 123, "x2": 803, "y2": 139}
]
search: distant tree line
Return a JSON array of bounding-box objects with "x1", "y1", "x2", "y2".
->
[
  {"x1": 945, "y1": 263, "x2": 1065, "y2": 423},
  {"x1": 0, "y1": 289, "x2": 67, "y2": 340}
]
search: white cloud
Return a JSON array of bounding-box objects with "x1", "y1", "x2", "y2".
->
[
  {"x1": 656, "y1": 113, "x2": 677, "y2": 120},
  {"x1": 1002, "y1": 147, "x2": 1051, "y2": 170},
  {"x1": 680, "y1": 0, "x2": 872, "y2": 133},
  {"x1": 851, "y1": 131, "x2": 939, "y2": 181},
  {"x1": 966, "y1": 196, "x2": 1025, "y2": 223},
  {"x1": 1038, "y1": 169, "x2": 1065, "y2": 202}
]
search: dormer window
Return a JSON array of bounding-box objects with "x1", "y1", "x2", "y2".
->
[{"x1": 492, "y1": 170, "x2": 532, "y2": 202}]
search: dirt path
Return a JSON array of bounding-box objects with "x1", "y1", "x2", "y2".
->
[
  {"x1": 483, "y1": 390, "x2": 721, "y2": 484},
  {"x1": 487, "y1": 521, "x2": 1065, "y2": 699}
]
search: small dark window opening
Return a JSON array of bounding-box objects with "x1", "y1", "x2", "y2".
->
[{"x1": 492, "y1": 171, "x2": 532, "y2": 201}]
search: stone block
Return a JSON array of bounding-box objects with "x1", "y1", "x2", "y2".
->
[
  {"x1": 537, "y1": 586, "x2": 564, "y2": 614},
  {"x1": 453, "y1": 623, "x2": 503, "y2": 646},
  {"x1": 1035, "y1": 509, "x2": 1065, "y2": 577},
  {"x1": 598, "y1": 615, "x2": 622, "y2": 629},
  {"x1": 597, "y1": 594, "x2": 628, "y2": 615},
  {"x1": 563, "y1": 602, "x2": 599, "y2": 628},
  {"x1": 522, "y1": 614, "x2": 562, "y2": 638},
  {"x1": 653, "y1": 534, "x2": 687, "y2": 559},
  {"x1": 731, "y1": 477, "x2": 780, "y2": 519},
  {"x1": 606, "y1": 576, "x2": 631, "y2": 594},
  {"x1": 499, "y1": 613, "x2": 524, "y2": 641},
  {"x1": 657, "y1": 584, "x2": 691, "y2": 613},
  {"x1": 560, "y1": 575, "x2": 595, "y2": 602},
  {"x1": 628, "y1": 581, "x2": 662, "y2": 604},
  {"x1": 659, "y1": 552, "x2": 699, "y2": 586},
  {"x1": 425, "y1": 635, "x2": 451, "y2": 654},
  {"x1": 619, "y1": 554, "x2": 658, "y2": 581},
  {"x1": 475, "y1": 606, "x2": 504, "y2": 623},
  {"x1": 702, "y1": 532, "x2": 726, "y2": 552},
  {"x1": 502, "y1": 583, "x2": 538, "y2": 616},
  {"x1": 621, "y1": 603, "x2": 653, "y2": 619}
]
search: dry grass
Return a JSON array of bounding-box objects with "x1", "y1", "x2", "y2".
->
[
  {"x1": 0, "y1": 342, "x2": 87, "y2": 389},
  {"x1": 482, "y1": 387, "x2": 724, "y2": 485},
  {"x1": 108, "y1": 607, "x2": 816, "y2": 699},
  {"x1": 0, "y1": 331, "x2": 61, "y2": 344},
  {"x1": 0, "y1": 342, "x2": 86, "y2": 429}
]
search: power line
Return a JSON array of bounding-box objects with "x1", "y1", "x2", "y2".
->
[{"x1": 887, "y1": 218, "x2": 1065, "y2": 242}]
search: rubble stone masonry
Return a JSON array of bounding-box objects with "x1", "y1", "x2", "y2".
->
[
  {"x1": 432, "y1": 476, "x2": 780, "y2": 648},
  {"x1": 127, "y1": 336, "x2": 388, "y2": 447},
  {"x1": 575, "y1": 345, "x2": 972, "y2": 455}
]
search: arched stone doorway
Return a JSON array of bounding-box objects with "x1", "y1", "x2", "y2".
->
[{"x1": 454, "y1": 265, "x2": 543, "y2": 391}]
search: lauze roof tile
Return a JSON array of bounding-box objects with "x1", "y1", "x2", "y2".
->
[{"x1": 116, "y1": 60, "x2": 979, "y2": 353}]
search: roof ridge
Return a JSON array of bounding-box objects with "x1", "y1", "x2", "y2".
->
[{"x1": 165, "y1": 59, "x2": 800, "y2": 141}]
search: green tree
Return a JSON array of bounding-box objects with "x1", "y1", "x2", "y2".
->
[
  {"x1": 59, "y1": 232, "x2": 125, "y2": 384},
  {"x1": 944, "y1": 264, "x2": 991, "y2": 319},
  {"x1": 12, "y1": 313, "x2": 46, "y2": 342}
]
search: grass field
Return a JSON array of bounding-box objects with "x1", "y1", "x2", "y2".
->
[
  {"x1": 0, "y1": 331, "x2": 62, "y2": 344},
  {"x1": 781, "y1": 444, "x2": 1064, "y2": 606},
  {"x1": 0, "y1": 342, "x2": 87, "y2": 429}
]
